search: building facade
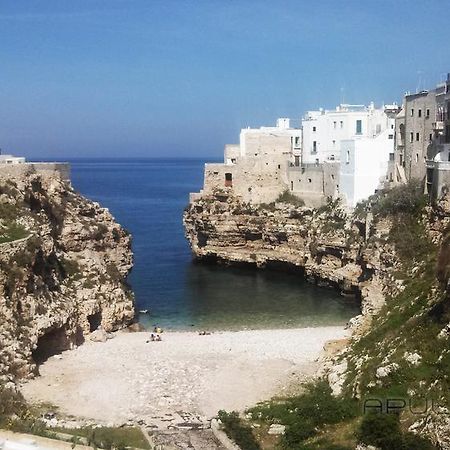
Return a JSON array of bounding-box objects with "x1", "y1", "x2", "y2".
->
[
  {"x1": 198, "y1": 119, "x2": 302, "y2": 204},
  {"x1": 426, "y1": 75, "x2": 450, "y2": 198}
]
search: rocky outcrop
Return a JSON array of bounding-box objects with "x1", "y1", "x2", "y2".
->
[
  {"x1": 0, "y1": 174, "x2": 134, "y2": 381},
  {"x1": 184, "y1": 188, "x2": 450, "y2": 448},
  {"x1": 184, "y1": 191, "x2": 400, "y2": 328}
]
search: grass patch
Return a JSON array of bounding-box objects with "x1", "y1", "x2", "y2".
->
[
  {"x1": 0, "y1": 222, "x2": 29, "y2": 244},
  {"x1": 248, "y1": 380, "x2": 358, "y2": 449},
  {"x1": 57, "y1": 425, "x2": 151, "y2": 449}
]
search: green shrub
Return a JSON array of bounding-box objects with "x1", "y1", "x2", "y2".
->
[
  {"x1": 357, "y1": 413, "x2": 403, "y2": 450},
  {"x1": 357, "y1": 413, "x2": 436, "y2": 450},
  {"x1": 249, "y1": 380, "x2": 358, "y2": 449},
  {"x1": 217, "y1": 410, "x2": 260, "y2": 450},
  {"x1": 401, "y1": 432, "x2": 436, "y2": 450},
  {"x1": 372, "y1": 180, "x2": 426, "y2": 217},
  {"x1": 276, "y1": 189, "x2": 305, "y2": 207},
  {"x1": 0, "y1": 385, "x2": 27, "y2": 422}
]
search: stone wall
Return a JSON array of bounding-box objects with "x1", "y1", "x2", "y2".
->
[
  {"x1": 203, "y1": 154, "x2": 290, "y2": 204},
  {"x1": 0, "y1": 163, "x2": 70, "y2": 181}
]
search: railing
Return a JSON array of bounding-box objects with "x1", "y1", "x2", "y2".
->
[{"x1": 427, "y1": 160, "x2": 450, "y2": 170}]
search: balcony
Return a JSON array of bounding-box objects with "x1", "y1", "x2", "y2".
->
[
  {"x1": 427, "y1": 160, "x2": 450, "y2": 171},
  {"x1": 433, "y1": 121, "x2": 444, "y2": 131}
]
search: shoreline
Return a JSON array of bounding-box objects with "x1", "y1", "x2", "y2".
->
[{"x1": 21, "y1": 326, "x2": 349, "y2": 428}]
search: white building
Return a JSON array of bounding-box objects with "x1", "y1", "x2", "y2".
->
[
  {"x1": 302, "y1": 103, "x2": 393, "y2": 164},
  {"x1": 300, "y1": 103, "x2": 398, "y2": 206},
  {"x1": 0, "y1": 154, "x2": 25, "y2": 164}
]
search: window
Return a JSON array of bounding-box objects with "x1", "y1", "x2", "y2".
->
[
  {"x1": 295, "y1": 136, "x2": 300, "y2": 145},
  {"x1": 448, "y1": 152, "x2": 450, "y2": 162},
  {"x1": 313, "y1": 126, "x2": 316, "y2": 132},
  {"x1": 291, "y1": 181, "x2": 294, "y2": 191},
  {"x1": 356, "y1": 120, "x2": 362, "y2": 134},
  {"x1": 388, "y1": 134, "x2": 394, "y2": 139},
  {"x1": 346, "y1": 150, "x2": 350, "y2": 164},
  {"x1": 340, "y1": 121, "x2": 344, "y2": 129},
  {"x1": 416, "y1": 132, "x2": 420, "y2": 141},
  {"x1": 313, "y1": 141, "x2": 317, "y2": 153},
  {"x1": 415, "y1": 154, "x2": 418, "y2": 163},
  {"x1": 332, "y1": 140, "x2": 336, "y2": 146},
  {"x1": 213, "y1": 171, "x2": 219, "y2": 175},
  {"x1": 411, "y1": 109, "x2": 414, "y2": 117},
  {"x1": 333, "y1": 121, "x2": 337, "y2": 129},
  {"x1": 418, "y1": 109, "x2": 422, "y2": 118},
  {"x1": 426, "y1": 109, "x2": 430, "y2": 117},
  {"x1": 429, "y1": 134, "x2": 433, "y2": 142},
  {"x1": 331, "y1": 174, "x2": 335, "y2": 180},
  {"x1": 308, "y1": 178, "x2": 312, "y2": 183},
  {"x1": 410, "y1": 132, "x2": 414, "y2": 143},
  {"x1": 277, "y1": 164, "x2": 281, "y2": 169},
  {"x1": 225, "y1": 172, "x2": 233, "y2": 187}
]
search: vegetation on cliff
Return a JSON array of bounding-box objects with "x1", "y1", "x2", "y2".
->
[
  {"x1": 189, "y1": 182, "x2": 449, "y2": 449},
  {"x1": 0, "y1": 174, "x2": 135, "y2": 381}
]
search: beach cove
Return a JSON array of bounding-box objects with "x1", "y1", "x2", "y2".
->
[{"x1": 21, "y1": 327, "x2": 348, "y2": 428}]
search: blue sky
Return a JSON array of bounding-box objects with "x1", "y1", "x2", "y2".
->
[{"x1": 1, "y1": 0, "x2": 450, "y2": 159}]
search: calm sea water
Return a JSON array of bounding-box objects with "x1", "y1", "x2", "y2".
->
[{"x1": 68, "y1": 158, "x2": 359, "y2": 330}]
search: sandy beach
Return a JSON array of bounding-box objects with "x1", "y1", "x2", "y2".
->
[{"x1": 21, "y1": 327, "x2": 348, "y2": 428}]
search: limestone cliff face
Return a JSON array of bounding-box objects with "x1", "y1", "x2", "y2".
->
[
  {"x1": 184, "y1": 191, "x2": 400, "y2": 327},
  {"x1": 0, "y1": 174, "x2": 134, "y2": 381},
  {"x1": 184, "y1": 189, "x2": 450, "y2": 447}
]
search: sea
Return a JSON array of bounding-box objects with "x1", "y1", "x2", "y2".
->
[{"x1": 68, "y1": 158, "x2": 359, "y2": 331}]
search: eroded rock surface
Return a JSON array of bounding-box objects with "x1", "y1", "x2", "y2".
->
[{"x1": 0, "y1": 174, "x2": 134, "y2": 381}]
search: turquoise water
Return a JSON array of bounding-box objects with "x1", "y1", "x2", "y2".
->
[{"x1": 69, "y1": 158, "x2": 359, "y2": 330}]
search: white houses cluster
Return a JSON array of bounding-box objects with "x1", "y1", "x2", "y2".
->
[{"x1": 192, "y1": 73, "x2": 450, "y2": 208}]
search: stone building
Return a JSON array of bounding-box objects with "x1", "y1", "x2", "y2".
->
[
  {"x1": 194, "y1": 118, "x2": 302, "y2": 204},
  {"x1": 386, "y1": 74, "x2": 450, "y2": 200},
  {"x1": 426, "y1": 74, "x2": 450, "y2": 198}
]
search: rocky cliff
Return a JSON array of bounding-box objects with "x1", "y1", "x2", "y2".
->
[
  {"x1": 184, "y1": 185, "x2": 450, "y2": 448},
  {"x1": 184, "y1": 190, "x2": 400, "y2": 331},
  {"x1": 0, "y1": 173, "x2": 134, "y2": 382}
]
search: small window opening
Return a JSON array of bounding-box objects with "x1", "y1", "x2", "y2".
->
[{"x1": 225, "y1": 172, "x2": 233, "y2": 187}]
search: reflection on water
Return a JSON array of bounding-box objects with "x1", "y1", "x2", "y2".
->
[{"x1": 69, "y1": 158, "x2": 360, "y2": 331}]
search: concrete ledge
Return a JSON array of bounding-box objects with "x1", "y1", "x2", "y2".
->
[{"x1": 0, "y1": 429, "x2": 94, "y2": 449}]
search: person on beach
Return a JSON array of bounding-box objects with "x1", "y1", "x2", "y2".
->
[
  {"x1": 146, "y1": 333, "x2": 155, "y2": 343},
  {"x1": 155, "y1": 334, "x2": 162, "y2": 341}
]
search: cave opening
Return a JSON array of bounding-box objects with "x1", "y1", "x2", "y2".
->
[
  {"x1": 88, "y1": 311, "x2": 102, "y2": 332},
  {"x1": 32, "y1": 325, "x2": 70, "y2": 365}
]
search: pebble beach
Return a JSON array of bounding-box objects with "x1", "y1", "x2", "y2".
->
[{"x1": 21, "y1": 327, "x2": 348, "y2": 428}]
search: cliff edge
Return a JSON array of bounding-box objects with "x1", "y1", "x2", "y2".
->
[{"x1": 0, "y1": 172, "x2": 134, "y2": 381}]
